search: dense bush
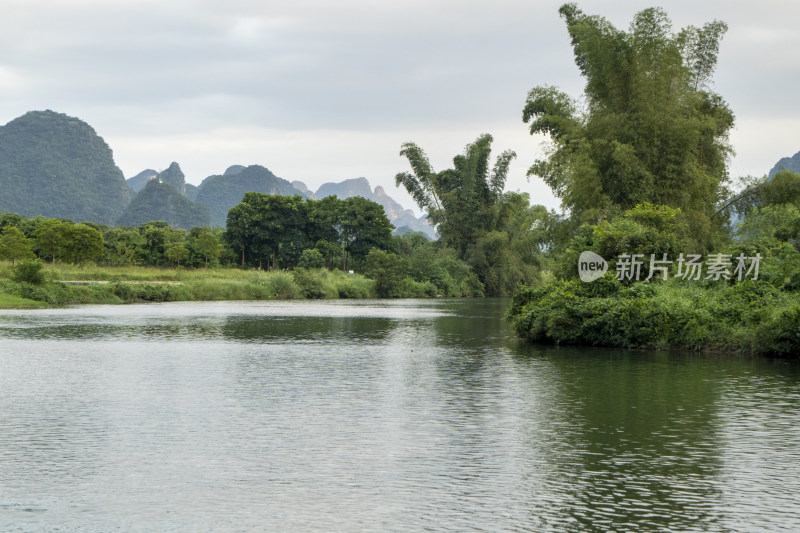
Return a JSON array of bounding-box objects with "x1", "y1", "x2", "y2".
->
[
  {"x1": 556, "y1": 203, "x2": 691, "y2": 282},
  {"x1": 108, "y1": 282, "x2": 190, "y2": 302},
  {"x1": 13, "y1": 260, "x2": 45, "y2": 285},
  {"x1": 508, "y1": 273, "x2": 799, "y2": 356}
]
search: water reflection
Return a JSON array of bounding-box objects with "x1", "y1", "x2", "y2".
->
[
  {"x1": 222, "y1": 314, "x2": 395, "y2": 344},
  {"x1": 517, "y1": 350, "x2": 726, "y2": 531},
  {"x1": 0, "y1": 300, "x2": 798, "y2": 531}
]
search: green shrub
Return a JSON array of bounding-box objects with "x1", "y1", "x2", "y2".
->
[
  {"x1": 292, "y1": 268, "x2": 335, "y2": 299},
  {"x1": 507, "y1": 275, "x2": 800, "y2": 355},
  {"x1": 109, "y1": 282, "x2": 190, "y2": 302},
  {"x1": 298, "y1": 249, "x2": 326, "y2": 269},
  {"x1": 13, "y1": 260, "x2": 45, "y2": 285},
  {"x1": 460, "y1": 272, "x2": 485, "y2": 297},
  {"x1": 755, "y1": 305, "x2": 800, "y2": 355},
  {"x1": 269, "y1": 272, "x2": 301, "y2": 299},
  {"x1": 365, "y1": 249, "x2": 409, "y2": 298},
  {"x1": 335, "y1": 274, "x2": 375, "y2": 298},
  {"x1": 395, "y1": 277, "x2": 437, "y2": 298}
]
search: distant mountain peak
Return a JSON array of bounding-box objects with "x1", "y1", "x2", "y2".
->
[
  {"x1": 117, "y1": 178, "x2": 209, "y2": 229},
  {"x1": 769, "y1": 150, "x2": 800, "y2": 178},
  {"x1": 292, "y1": 181, "x2": 314, "y2": 198},
  {"x1": 317, "y1": 177, "x2": 373, "y2": 200},
  {"x1": 224, "y1": 165, "x2": 245, "y2": 176},
  {"x1": 311, "y1": 176, "x2": 434, "y2": 239},
  {"x1": 158, "y1": 162, "x2": 186, "y2": 195},
  {"x1": 126, "y1": 169, "x2": 159, "y2": 192}
]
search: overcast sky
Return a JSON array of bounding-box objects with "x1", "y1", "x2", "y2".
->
[{"x1": 1, "y1": 0, "x2": 799, "y2": 214}]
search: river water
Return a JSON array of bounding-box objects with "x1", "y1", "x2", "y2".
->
[{"x1": 0, "y1": 299, "x2": 798, "y2": 532}]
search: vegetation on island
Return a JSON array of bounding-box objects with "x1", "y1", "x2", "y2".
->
[{"x1": 506, "y1": 4, "x2": 800, "y2": 356}]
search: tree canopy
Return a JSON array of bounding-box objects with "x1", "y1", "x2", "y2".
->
[
  {"x1": 396, "y1": 134, "x2": 548, "y2": 295},
  {"x1": 0, "y1": 226, "x2": 35, "y2": 266},
  {"x1": 396, "y1": 133, "x2": 515, "y2": 258},
  {"x1": 524, "y1": 3, "x2": 733, "y2": 249},
  {"x1": 225, "y1": 193, "x2": 394, "y2": 270}
]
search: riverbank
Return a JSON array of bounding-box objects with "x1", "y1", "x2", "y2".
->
[
  {"x1": 0, "y1": 264, "x2": 382, "y2": 308},
  {"x1": 0, "y1": 292, "x2": 48, "y2": 308},
  {"x1": 507, "y1": 275, "x2": 800, "y2": 357}
]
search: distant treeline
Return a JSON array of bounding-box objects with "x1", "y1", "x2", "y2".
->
[{"x1": 0, "y1": 193, "x2": 487, "y2": 298}]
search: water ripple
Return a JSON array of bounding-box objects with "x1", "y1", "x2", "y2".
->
[{"x1": 0, "y1": 300, "x2": 798, "y2": 531}]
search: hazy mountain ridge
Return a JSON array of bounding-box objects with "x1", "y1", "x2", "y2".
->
[
  {"x1": 158, "y1": 162, "x2": 187, "y2": 195},
  {"x1": 0, "y1": 109, "x2": 431, "y2": 236},
  {"x1": 126, "y1": 169, "x2": 158, "y2": 192},
  {"x1": 295, "y1": 177, "x2": 435, "y2": 238},
  {"x1": 769, "y1": 150, "x2": 800, "y2": 178}
]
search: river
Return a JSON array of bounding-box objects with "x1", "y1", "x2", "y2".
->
[{"x1": 1, "y1": 299, "x2": 799, "y2": 531}]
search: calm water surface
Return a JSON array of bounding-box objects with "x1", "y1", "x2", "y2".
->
[{"x1": 0, "y1": 299, "x2": 799, "y2": 531}]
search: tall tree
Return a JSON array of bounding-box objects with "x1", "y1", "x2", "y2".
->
[
  {"x1": 523, "y1": 4, "x2": 733, "y2": 249},
  {"x1": 34, "y1": 218, "x2": 68, "y2": 264},
  {"x1": 225, "y1": 194, "x2": 310, "y2": 269},
  {"x1": 338, "y1": 196, "x2": 394, "y2": 271},
  {"x1": 60, "y1": 223, "x2": 105, "y2": 264},
  {"x1": 395, "y1": 135, "x2": 552, "y2": 295},
  {"x1": 192, "y1": 229, "x2": 221, "y2": 268},
  {"x1": 0, "y1": 226, "x2": 35, "y2": 266},
  {"x1": 396, "y1": 133, "x2": 515, "y2": 258},
  {"x1": 225, "y1": 200, "x2": 255, "y2": 267}
]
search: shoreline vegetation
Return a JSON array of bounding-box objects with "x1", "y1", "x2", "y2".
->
[
  {"x1": 507, "y1": 274, "x2": 800, "y2": 357},
  {"x1": 0, "y1": 263, "x2": 385, "y2": 308}
]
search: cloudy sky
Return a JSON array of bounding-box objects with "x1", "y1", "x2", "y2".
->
[{"x1": 1, "y1": 0, "x2": 798, "y2": 214}]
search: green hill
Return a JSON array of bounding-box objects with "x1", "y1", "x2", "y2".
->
[
  {"x1": 0, "y1": 110, "x2": 131, "y2": 224},
  {"x1": 195, "y1": 165, "x2": 303, "y2": 227},
  {"x1": 117, "y1": 177, "x2": 210, "y2": 229}
]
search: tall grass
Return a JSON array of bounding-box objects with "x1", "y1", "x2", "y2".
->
[
  {"x1": 292, "y1": 268, "x2": 375, "y2": 298},
  {"x1": 0, "y1": 262, "x2": 382, "y2": 306}
]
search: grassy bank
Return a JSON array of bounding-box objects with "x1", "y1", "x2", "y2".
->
[
  {"x1": 0, "y1": 263, "x2": 379, "y2": 308},
  {"x1": 0, "y1": 292, "x2": 48, "y2": 308},
  {"x1": 507, "y1": 275, "x2": 800, "y2": 357}
]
